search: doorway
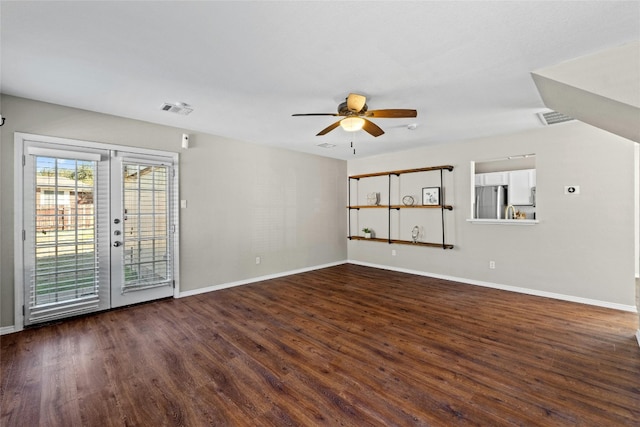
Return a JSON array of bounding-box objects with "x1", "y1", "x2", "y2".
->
[{"x1": 15, "y1": 133, "x2": 179, "y2": 327}]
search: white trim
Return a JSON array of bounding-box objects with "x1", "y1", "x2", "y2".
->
[
  {"x1": 634, "y1": 143, "x2": 639, "y2": 278},
  {"x1": 636, "y1": 329, "x2": 640, "y2": 348},
  {"x1": 178, "y1": 260, "x2": 348, "y2": 298},
  {"x1": 0, "y1": 326, "x2": 17, "y2": 336},
  {"x1": 466, "y1": 219, "x2": 539, "y2": 225},
  {"x1": 17, "y1": 132, "x2": 177, "y2": 159},
  {"x1": 14, "y1": 134, "x2": 26, "y2": 333},
  {"x1": 117, "y1": 155, "x2": 173, "y2": 166},
  {"x1": 26, "y1": 146, "x2": 104, "y2": 161},
  {"x1": 469, "y1": 161, "x2": 475, "y2": 220},
  {"x1": 172, "y1": 159, "x2": 181, "y2": 299},
  {"x1": 348, "y1": 260, "x2": 638, "y2": 313}
]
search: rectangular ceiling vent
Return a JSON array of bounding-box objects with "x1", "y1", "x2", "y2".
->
[
  {"x1": 537, "y1": 110, "x2": 574, "y2": 126},
  {"x1": 317, "y1": 143, "x2": 336, "y2": 148},
  {"x1": 160, "y1": 102, "x2": 193, "y2": 116}
]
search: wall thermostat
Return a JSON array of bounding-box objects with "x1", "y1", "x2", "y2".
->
[{"x1": 564, "y1": 185, "x2": 580, "y2": 195}]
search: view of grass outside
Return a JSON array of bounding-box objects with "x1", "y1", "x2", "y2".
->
[{"x1": 34, "y1": 251, "x2": 97, "y2": 304}]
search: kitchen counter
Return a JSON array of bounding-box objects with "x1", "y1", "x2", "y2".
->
[{"x1": 466, "y1": 219, "x2": 539, "y2": 225}]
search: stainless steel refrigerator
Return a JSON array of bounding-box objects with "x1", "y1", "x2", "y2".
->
[{"x1": 475, "y1": 185, "x2": 507, "y2": 219}]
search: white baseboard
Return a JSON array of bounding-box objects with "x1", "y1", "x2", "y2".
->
[
  {"x1": 348, "y1": 260, "x2": 638, "y2": 313},
  {"x1": 178, "y1": 260, "x2": 348, "y2": 298},
  {"x1": 0, "y1": 325, "x2": 17, "y2": 336},
  {"x1": 636, "y1": 330, "x2": 640, "y2": 348}
]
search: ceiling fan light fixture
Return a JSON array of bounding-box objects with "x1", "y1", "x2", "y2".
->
[
  {"x1": 347, "y1": 93, "x2": 367, "y2": 112},
  {"x1": 340, "y1": 117, "x2": 365, "y2": 132}
]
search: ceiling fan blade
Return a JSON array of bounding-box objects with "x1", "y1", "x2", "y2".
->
[
  {"x1": 365, "y1": 109, "x2": 417, "y2": 118},
  {"x1": 316, "y1": 120, "x2": 342, "y2": 136},
  {"x1": 362, "y1": 118, "x2": 385, "y2": 137},
  {"x1": 347, "y1": 93, "x2": 367, "y2": 112},
  {"x1": 292, "y1": 113, "x2": 339, "y2": 116}
]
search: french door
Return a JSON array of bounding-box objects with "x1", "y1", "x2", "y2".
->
[
  {"x1": 110, "y1": 155, "x2": 175, "y2": 307},
  {"x1": 19, "y1": 135, "x2": 178, "y2": 326}
]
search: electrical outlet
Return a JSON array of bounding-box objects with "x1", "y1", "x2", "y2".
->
[
  {"x1": 391, "y1": 249, "x2": 397, "y2": 256},
  {"x1": 255, "y1": 256, "x2": 261, "y2": 265},
  {"x1": 489, "y1": 260, "x2": 496, "y2": 269}
]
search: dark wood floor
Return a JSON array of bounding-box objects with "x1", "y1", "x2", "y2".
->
[{"x1": 2, "y1": 264, "x2": 639, "y2": 426}]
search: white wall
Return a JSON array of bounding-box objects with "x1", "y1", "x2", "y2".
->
[
  {"x1": 0, "y1": 95, "x2": 347, "y2": 327},
  {"x1": 348, "y1": 121, "x2": 637, "y2": 309}
]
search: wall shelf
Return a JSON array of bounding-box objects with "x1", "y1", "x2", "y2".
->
[
  {"x1": 349, "y1": 235, "x2": 454, "y2": 249},
  {"x1": 348, "y1": 205, "x2": 453, "y2": 210},
  {"x1": 388, "y1": 204, "x2": 453, "y2": 210},
  {"x1": 349, "y1": 165, "x2": 454, "y2": 180},
  {"x1": 348, "y1": 165, "x2": 455, "y2": 250}
]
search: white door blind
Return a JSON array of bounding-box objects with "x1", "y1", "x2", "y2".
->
[
  {"x1": 121, "y1": 162, "x2": 172, "y2": 293},
  {"x1": 25, "y1": 153, "x2": 109, "y2": 323}
]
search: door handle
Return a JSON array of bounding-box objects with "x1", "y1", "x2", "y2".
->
[{"x1": 113, "y1": 241, "x2": 122, "y2": 247}]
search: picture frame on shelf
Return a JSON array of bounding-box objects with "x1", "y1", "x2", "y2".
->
[{"x1": 422, "y1": 187, "x2": 440, "y2": 206}]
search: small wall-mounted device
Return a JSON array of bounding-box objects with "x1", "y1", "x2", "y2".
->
[
  {"x1": 181, "y1": 133, "x2": 190, "y2": 149},
  {"x1": 564, "y1": 185, "x2": 580, "y2": 195}
]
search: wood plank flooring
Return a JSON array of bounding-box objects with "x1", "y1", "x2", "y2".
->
[{"x1": 2, "y1": 264, "x2": 639, "y2": 426}]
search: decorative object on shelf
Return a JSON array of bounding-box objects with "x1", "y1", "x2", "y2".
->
[
  {"x1": 422, "y1": 187, "x2": 440, "y2": 206},
  {"x1": 411, "y1": 226, "x2": 420, "y2": 243},
  {"x1": 366, "y1": 192, "x2": 380, "y2": 206},
  {"x1": 402, "y1": 195, "x2": 415, "y2": 206},
  {"x1": 362, "y1": 228, "x2": 373, "y2": 239},
  {"x1": 505, "y1": 205, "x2": 516, "y2": 219}
]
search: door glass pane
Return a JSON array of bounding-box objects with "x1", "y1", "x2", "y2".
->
[
  {"x1": 32, "y1": 157, "x2": 98, "y2": 307},
  {"x1": 121, "y1": 163, "x2": 171, "y2": 292}
]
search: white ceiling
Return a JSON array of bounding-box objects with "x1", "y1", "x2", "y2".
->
[{"x1": 2, "y1": 1, "x2": 638, "y2": 160}]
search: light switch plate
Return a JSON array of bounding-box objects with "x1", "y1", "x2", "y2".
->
[{"x1": 180, "y1": 200, "x2": 187, "y2": 208}]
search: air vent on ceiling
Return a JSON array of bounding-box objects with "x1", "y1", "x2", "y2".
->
[
  {"x1": 537, "y1": 110, "x2": 574, "y2": 126},
  {"x1": 317, "y1": 143, "x2": 336, "y2": 148},
  {"x1": 160, "y1": 102, "x2": 193, "y2": 116}
]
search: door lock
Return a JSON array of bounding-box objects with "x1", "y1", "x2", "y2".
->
[{"x1": 113, "y1": 241, "x2": 122, "y2": 247}]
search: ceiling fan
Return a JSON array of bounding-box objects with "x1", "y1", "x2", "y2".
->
[{"x1": 292, "y1": 93, "x2": 417, "y2": 137}]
